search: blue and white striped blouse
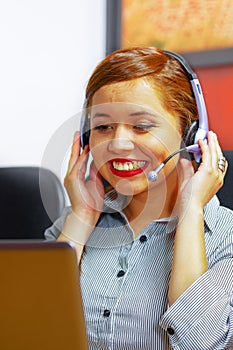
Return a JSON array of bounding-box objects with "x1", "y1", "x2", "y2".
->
[{"x1": 45, "y1": 192, "x2": 233, "y2": 349}]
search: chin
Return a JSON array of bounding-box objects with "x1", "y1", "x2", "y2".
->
[
  {"x1": 114, "y1": 178, "x2": 149, "y2": 197},
  {"x1": 101, "y1": 166, "x2": 149, "y2": 195}
]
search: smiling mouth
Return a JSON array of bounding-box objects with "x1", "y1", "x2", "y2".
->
[{"x1": 112, "y1": 160, "x2": 146, "y2": 171}]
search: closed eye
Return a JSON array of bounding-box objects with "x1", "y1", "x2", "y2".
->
[
  {"x1": 93, "y1": 124, "x2": 112, "y2": 131},
  {"x1": 93, "y1": 123, "x2": 156, "y2": 132},
  {"x1": 133, "y1": 124, "x2": 156, "y2": 131}
]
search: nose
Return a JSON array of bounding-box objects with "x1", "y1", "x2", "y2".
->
[{"x1": 108, "y1": 124, "x2": 134, "y2": 153}]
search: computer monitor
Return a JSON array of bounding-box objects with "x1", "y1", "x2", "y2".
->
[{"x1": 0, "y1": 241, "x2": 88, "y2": 350}]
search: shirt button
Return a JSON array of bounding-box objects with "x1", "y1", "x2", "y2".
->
[
  {"x1": 103, "y1": 309, "x2": 111, "y2": 317},
  {"x1": 139, "y1": 235, "x2": 147, "y2": 243},
  {"x1": 117, "y1": 270, "x2": 125, "y2": 277},
  {"x1": 167, "y1": 327, "x2": 175, "y2": 335}
]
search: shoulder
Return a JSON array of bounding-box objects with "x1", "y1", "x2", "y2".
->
[
  {"x1": 44, "y1": 206, "x2": 72, "y2": 240},
  {"x1": 204, "y1": 195, "x2": 233, "y2": 232},
  {"x1": 204, "y1": 196, "x2": 233, "y2": 263}
]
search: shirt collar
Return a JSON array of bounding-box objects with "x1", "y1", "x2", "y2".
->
[
  {"x1": 103, "y1": 189, "x2": 129, "y2": 213},
  {"x1": 104, "y1": 189, "x2": 219, "y2": 233},
  {"x1": 103, "y1": 189, "x2": 178, "y2": 232}
]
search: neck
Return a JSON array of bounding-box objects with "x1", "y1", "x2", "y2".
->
[{"x1": 123, "y1": 173, "x2": 178, "y2": 236}]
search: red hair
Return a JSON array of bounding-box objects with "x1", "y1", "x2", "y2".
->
[{"x1": 85, "y1": 47, "x2": 198, "y2": 135}]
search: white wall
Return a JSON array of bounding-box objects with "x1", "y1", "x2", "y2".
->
[{"x1": 0, "y1": 0, "x2": 106, "y2": 182}]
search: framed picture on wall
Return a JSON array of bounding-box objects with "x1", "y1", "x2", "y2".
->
[{"x1": 106, "y1": 0, "x2": 233, "y2": 67}]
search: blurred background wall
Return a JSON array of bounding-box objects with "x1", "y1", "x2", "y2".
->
[
  {"x1": 0, "y1": 0, "x2": 106, "y2": 178},
  {"x1": 195, "y1": 64, "x2": 233, "y2": 150}
]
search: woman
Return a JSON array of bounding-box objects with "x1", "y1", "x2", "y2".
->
[{"x1": 45, "y1": 47, "x2": 233, "y2": 349}]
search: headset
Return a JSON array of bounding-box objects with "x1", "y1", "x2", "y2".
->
[{"x1": 80, "y1": 50, "x2": 209, "y2": 182}]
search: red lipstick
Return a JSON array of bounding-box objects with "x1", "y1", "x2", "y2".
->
[{"x1": 108, "y1": 158, "x2": 148, "y2": 178}]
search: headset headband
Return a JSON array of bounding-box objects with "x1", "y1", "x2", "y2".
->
[{"x1": 164, "y1": 50, "x2": 209, "y2": 135}]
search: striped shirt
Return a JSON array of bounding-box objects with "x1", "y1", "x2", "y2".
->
[{"x1": 45, "y1": 192, "x2": 233, "y2": 349}]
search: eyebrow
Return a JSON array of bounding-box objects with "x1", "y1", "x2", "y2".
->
[
  {"x1": 128, "y1": 111, "x2": 157, "y2": 117},
  {"x1": 92, "y1": 111, "x2": 158, "y2": 118},
  {"x1": 92, "y1": 113, "x2": 110, "y2": 119}
]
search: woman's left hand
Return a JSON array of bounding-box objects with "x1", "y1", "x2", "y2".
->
[{"x1": 175, "y1": 131, "x2": 228, "y2": 215}]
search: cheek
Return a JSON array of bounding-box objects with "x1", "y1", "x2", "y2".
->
[
  {"x1": 150, "y1": 127, "x2": 182, "y2": 155},
  {"x1": 90, "y1": 138, "x2": 108, "y2": 172},
  {"x1": 145, "y1": 135, "x2": 170, "y2": 161},
  {"x1": 147, "y1": 131, "x2": 182, "y2": 173},
  {"x1": 90, "y1": 134, "x2": 103, "y2": 154}
]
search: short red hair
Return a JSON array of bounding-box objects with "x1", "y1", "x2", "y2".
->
[{"x1": 85, "y1": 47, "x2": 198, "y2": 135}]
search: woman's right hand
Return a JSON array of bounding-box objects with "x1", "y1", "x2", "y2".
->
[{"x1": 64, "y1": 131, "x2": 105, "y2": 228}]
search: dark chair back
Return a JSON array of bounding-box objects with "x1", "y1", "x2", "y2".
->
[
  {"x1": 0, "y1": 167, "x2": 66, "y2": 239},
  {"x1": 217, "y1": 150, "x2": 233, "y2": 210}
]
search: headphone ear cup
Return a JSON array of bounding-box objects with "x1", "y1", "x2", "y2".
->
[
  {"x1": 80, "y1": 104, "x2": 90, "y2": 149},
  {"x1": 184, "y1": 120, "x2": 199, "y2": 147},
  {"x1": 182, "y1": 121, "x2": 199, "y2": 162},
  {"x1": 81, "y1": 130, "x2": 90, "y2": 149}
]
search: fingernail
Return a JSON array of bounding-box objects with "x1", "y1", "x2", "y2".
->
[
  {"x1": 209, "y1": 131, "x2": 217, "y2": 139},
  {"x1": 74, "y1": 131, "x2": 79, "y2": 141}
]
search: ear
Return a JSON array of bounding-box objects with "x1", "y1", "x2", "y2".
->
[{"x1": 80, "y1": 101, "x2": 90, "y2": 149}]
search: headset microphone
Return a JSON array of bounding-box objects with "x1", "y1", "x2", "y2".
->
[{"x1": 147, "y1": 144, "x2": 199, "y2": 182}]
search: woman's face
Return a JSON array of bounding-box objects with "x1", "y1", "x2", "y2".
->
[{"x1": 89, "y1": 78, "x2": 182, "y2": 195}]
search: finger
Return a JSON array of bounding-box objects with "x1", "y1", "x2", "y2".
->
[
  {"x1": 89, "y1": 161, "x2": 100, "y2": 181},
  {"x1": 89, "y1": 162, "x2": 103, "y2": 189},
  {"x1": 178, "y1": 157, "x2": 194, "y2": 189},
  {"x1": 200, "y1": 132, "x2": 226, "y2": 194},
  {"x1": 70, "y1": 144, "x2": 90, "y2": 182},
  {"x1": 198, "y1": 133, "x2": 221, "y2": 188},
  {"x1": 208, "y1": 131, "x2": 219, "y2": 169},
  {"x1": 214, "y1": 133, "x2": 222, "y2": 157},
  {"x1": 179, "y1": 157, "x2": 194, "y2": 177},
  {"x1": 208, "y1": 131, "x2": 228, "y2": 176},
  {"x1": 67, "y1": 131, "x2": 81, "y2": 173},
  {"x1": 213, "y1": 133, "x2": 228, "y2": 175},
  {"x1": 197, "y1": 136, "x2": 210, "y2": 169}
]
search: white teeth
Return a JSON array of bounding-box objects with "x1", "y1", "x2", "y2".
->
[{"x1": 112, "y1": 161, "x2": 146, "y2": 171}]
